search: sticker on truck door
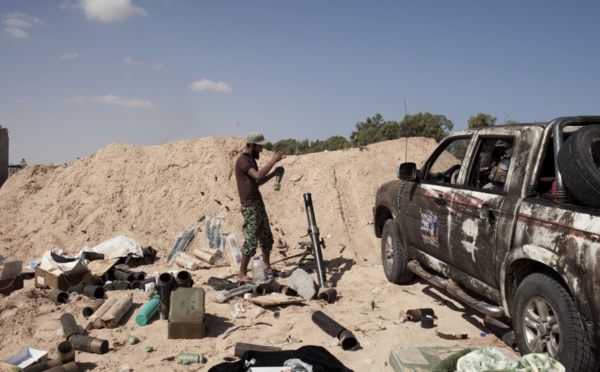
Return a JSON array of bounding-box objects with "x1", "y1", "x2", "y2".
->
[{"x1": 421, "y1": 211, "x2": 439, "y2": 246}]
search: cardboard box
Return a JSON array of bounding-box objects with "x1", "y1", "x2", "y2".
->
[
  {"x1": 1, "y1": 348, "x2": 48, "y2": 371},
  {"x1": 168, "y1": 287, "x2": 205, "y2": 339},
  {"x1": 0, "y1": 275, "x2": 24, "y2": 296},
  {"x1": 34, "y1": 266, "x2": 91, "y2": 291}
]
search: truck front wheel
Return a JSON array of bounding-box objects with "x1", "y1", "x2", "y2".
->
[
  {"x1": 513, "y1": 272, "x2": 599, "y2": 371},
  {"x1": 381, "y1": 219, "x2": 414, "y2": 284}
]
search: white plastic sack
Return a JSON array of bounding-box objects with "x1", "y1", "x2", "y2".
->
[
  {"x1": 86, "y1": 235, "x2": 144, "y2": 259},
  {"x1": 39, "y1": 250, "x2": 87, "y2": 274}
]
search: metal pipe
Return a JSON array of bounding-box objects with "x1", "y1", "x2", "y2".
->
[
  {"x1": 86, "y1": 275, "x2": 105, "y2": 287},
  {"x1": 22, "y1": 359, "x2": 63, "y2": 372},
  {"x1": 82, "y1": 298, "x2": 105, "y2": 318},
  {"x1": 68, "y1": 334, "x2": 109, "y2": 354},
  {"x1": 81, "y1": 251, "x2": 105, "y2": 261},
  {"x1": 311, "y1": 311, "x2": 359, "y2": 351},
  {"x1": 89, "y1": 296, "x2": 118, "y2": 329},
  {"x1": 57, "y1": 341, "x2": 75, "y2": 363},
  {"x1": 234, "y1": 342, "x2": 282, "y2": 358},
  {"x1": 113, "y1": 270, "x2": 135, "y2": 282},
  {"x1": 175, "y1": 270, "x2": 193, "y2": 288},
  {"x1": 317, "y1": 287, "x2": 337, "y2": 303},
  {"x1": 81, "y1": 285, "x2": 105, "y2": 299},
  {"x1": 60, "y1": 313, "x2": 81, "y2": 340},
  {"x1": 67, "y1": 284, "x2": 86, "y2": 295},
  {"x1": 303, "y1": 193, "x2": 327, "y2": 288},
  {"x1": 157, "y1": 272, "x2": 175, "y2": 319},
  {"x1": 446, "y1": 281, "x2": 505, "y2": 318},
  {"x1": 131, "y1": 277, "x2": 156, "y2": 290},
  {"x1": 44, "y1": 361, "x2": 80, "y2": 372},
  {"x1": 47, "y1": 289, "x2": 69, "y2": 305},
  {"x1": 113, "y1": 281, "x2": 132, "y2": 290}
]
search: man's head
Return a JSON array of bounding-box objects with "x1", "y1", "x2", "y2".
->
[{"x1": 245, "y1": 132, "x2": 269, "y2": 159}]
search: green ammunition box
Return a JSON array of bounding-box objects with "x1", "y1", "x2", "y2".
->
[{"x1": 168, "y1": 287, "x2": 206, "y2": 339}]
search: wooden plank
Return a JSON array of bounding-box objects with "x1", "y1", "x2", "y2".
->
[{"x1": 248, "y1": 293, "x2": 305, "y2": 307}]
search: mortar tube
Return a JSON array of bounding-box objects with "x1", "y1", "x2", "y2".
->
[
  {"x1": 82, "y1": 298, "x2": 105, "y2": 318},
  {"x1": 81, "y1": 285, "x2": 105, "y2": 299},
  {"x1": 157, "y1": 272, "x2": 175, "y2": 320},
  {"x1": 175, "y1": 270, "x2": 193, "y2": 288},
  {"x1": 303, "y1": 193, "x2": 327, "y2": 288},
  {"x1": 131, "y1": 277, "x2": 156, "y2": 290},
  {"x1": 317, "y1": 287, "x2": 337, "y2": 302},
  {"x1": 132, "y1": 272, "x2": 146, "y2": 281},
  {"x1": 81, "y1": 251, "x2": 105, "y2": 261},
  {"x1": 311, "y1": 310, "x2": 359, "y2": 351},
  {"x1": 44, "y1": 361, "x2": 80, "y2": 372},
  {"x1": 85, "y1": 275, "x2": 105, "y2": 287},
  {"x1": 22, "y1": 359, "x2": 63, "y2": 372},
  {"x1": 67, "y1": 284, "x2": 86, "y2": 295},
  {"x1": 68, "y1": 334, "x2": 109, "y2": 354},
  {"x1": 47, "y1": 289, "x2": 69, "y2": 305},
  {"x1": 113, "y1": 281, "x2": 132, "y2": 290},
  {"x1": 60, "y1": 313, "x2": 81, "y2": 340},
  {"x1": 113, "y1": 270, "x2": 135, "y2": 282},
  {"x1": 57, "y1": 341, "x2": 75, "y2": 363},
  {"x1": 103, "y1": 282, "x2": 116, "y2": 291},
  {"x1": 135, "y1": 295, "x2": 160, "y2": 326}
]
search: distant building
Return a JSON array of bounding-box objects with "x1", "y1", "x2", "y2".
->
[{"x1": 0, "y1": 126, "x2": 8, "y2": 188}]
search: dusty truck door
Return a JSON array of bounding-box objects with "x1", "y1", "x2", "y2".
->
[
  {"x1": 402, "y1": 137, "x2": 472, "y2": 264},
  {"x1": 446, "y1": 134, "x2": 515, "y2": 287}
]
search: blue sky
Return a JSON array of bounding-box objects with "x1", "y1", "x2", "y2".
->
[{"x1": 2, "y1": 1, "x2": 600, "y2": 165}]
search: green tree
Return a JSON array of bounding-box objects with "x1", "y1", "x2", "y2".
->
[
  {"x1": 468, "y1": 113, "x2": 497, "y2": 129},
  {"x1": 379, "y1": 121, "x2": 400, "y2": 140},
  {"x1": 506, "y1": 120, "x2": 520, "y2": 125},
  {"x1": 399, "y1": 112, "x2": 453, "y2": 142},
  {"x1": 350, "y1": 114, "x2": 386, "y2": 146}
]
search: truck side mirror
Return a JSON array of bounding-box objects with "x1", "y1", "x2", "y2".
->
[{"x1": 397, "y1": 162, "x2": 417, "y2": 181}]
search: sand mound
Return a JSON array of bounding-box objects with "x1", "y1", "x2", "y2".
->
[{"x1": 0, "y1": 136, "x2": 511, "y2": 371}]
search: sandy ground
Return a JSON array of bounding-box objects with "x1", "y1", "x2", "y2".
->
[{"x1": 0, "y1": 136, "x2": 512, "y2": 371}]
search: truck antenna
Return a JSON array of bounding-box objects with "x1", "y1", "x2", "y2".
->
[{"x1": 403, "y1": 98, "x2": 409, "y2": 163}]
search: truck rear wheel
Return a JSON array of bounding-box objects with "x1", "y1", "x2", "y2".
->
[
  {"x1": 513, "y1": 272, "x2": 599, "y2": 372},
  {"x1": 381, "y1": 219, "x2": 414, "y2": 284},
  {"x1": 557, "y1": 124, "x2": 600, "y2": 208}
]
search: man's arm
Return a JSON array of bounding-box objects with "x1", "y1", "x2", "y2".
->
[{"x1": 247, "y1": 151, "x2": 284, "y2": 185}]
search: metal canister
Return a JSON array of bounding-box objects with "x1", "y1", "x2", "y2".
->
[{"x1": 178, "y1": 353, "x2": 205, "y2": 364}]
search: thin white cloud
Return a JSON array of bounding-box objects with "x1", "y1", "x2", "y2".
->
[
  {"x1": 74, "y1": 0, "x2": 147, "y2": 23},
  {"x1": 64, "y1": 96, "x2": 87, "y2": 104},
  {"x1": 60, "y1": 52, "x2": 80, "y2": 60},
  {"x1": 122, "y1": 56, "x2": 165, "y2": 71},
  {"x1": 1, "y1": 12, "x2": 45, "y2": 39},
  {"x1": 189, "y1": 79, "x2": 232, "y2": 93},
  {"x1": 4, "y1": 27, "x2": 28, "y2": 39},
  {"x1": 65, "y1": 95, "x2": 156, "y2": 109}
]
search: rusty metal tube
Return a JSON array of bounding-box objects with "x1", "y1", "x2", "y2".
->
[
  {"x1": 57, "y1": 341, "x2": 75, "y2": 363},
  {"x1": 311, "y1": 310, "x2": 359, "y2": 351},
  {"x1": 60, "y1": 313, "x2": 81, "y2": 340},
  {"x1": 44, "y1": 361, "x2": 80, "y2": 372},
  {"x1": 100, "y1": 293, "x2": 132, "y2": 328},
  {"x1": 69, "y1": 334, "x2": 108, "y2": 354},
  {"x1": 47, "y1": 289, "x2": 69, "y2": 305},
  {"x1": 83, "y1": 298, "x2": 105, "y2": 318},
  {"x1": 303, "y1": 193, "x2": 327, "y2": 288}
]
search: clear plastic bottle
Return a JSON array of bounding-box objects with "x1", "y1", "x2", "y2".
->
[{"x1": 251, "y1": 255, "x2": 268, "y2": 284}]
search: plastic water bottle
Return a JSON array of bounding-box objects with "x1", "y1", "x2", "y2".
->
[{"x1": 251, "y1": 256, "x2": 268, "y2": 284}]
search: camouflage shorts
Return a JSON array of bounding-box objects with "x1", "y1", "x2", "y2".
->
[{"x1": 240, "y1": 204, "x2": 274, "y2": 257}]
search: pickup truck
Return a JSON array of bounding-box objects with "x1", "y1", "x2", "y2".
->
[{"x1": 373, "y1": 116, "x2": 600, "y2": 371}]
